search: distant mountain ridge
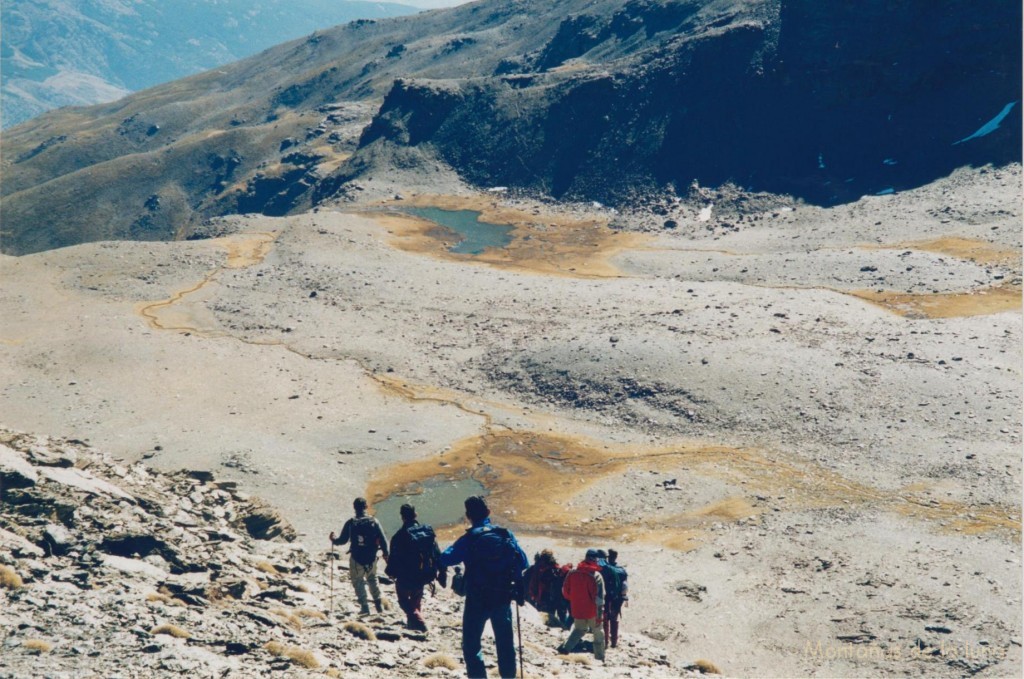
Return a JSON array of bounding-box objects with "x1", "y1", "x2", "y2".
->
[
  {"x1": 0, "y1": 0, "x2": 419, "y2": 128},
  {"x1": 1, "y1": 0, "x2": 1020, "y2": 255}
]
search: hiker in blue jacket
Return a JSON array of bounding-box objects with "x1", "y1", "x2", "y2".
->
[{"x1": 440, "y1": 496, "x2": 529, "y2": 679}]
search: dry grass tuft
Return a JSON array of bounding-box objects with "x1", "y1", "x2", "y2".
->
[
  {"x1": 156, "y1": 586, "x2": 188, "y2": 606},
  {"x1": 149, "y1": 624, "x2": 191, "y2": 639},
  {"x1": 293, "y1": 582, "x2": 310, "y2": 593},
  {"x1": 270, "y1": 608, "x2": 303, "y2": 630},
  {"x1": 325, "y1": 669, "x2": 342, "y2": 678},
  {"x1": 0, "y1": 565, "x2": 24, "y2": 590},
  {"x1": 263, "y1": 641, "x2": 320, "y2": 669},
  {"x1": 284, "y1": 647, "x2": 320, "y2": 669},
  {"x1": 564, "y1": 654, "x2": 593, "y2": 665},
  {"x1": 146, "y1": 592, "x2": 175, "y2": 605},
  {"x1": 692, "y1": 659, "x2": 722, "y2": 675},
  {"x1": 342, "y1": 620, "x2": 377, "y2": 641},
  {"x1": 423, "y1": 652, "x2": 459, "y2": 670},
  {"x1": 294, "y1": 607, "x2": 327, "y2": 621},
  {"x1": 255, "y1": 560, "x2": 279, "y2": 575},
  {"x1": 23, "y1": 639, "x2": 52, "y2": 654}
]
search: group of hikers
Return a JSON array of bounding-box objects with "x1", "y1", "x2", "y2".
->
[{"x1": 329, "y1": 496, "x2": 629, "y2": 679}]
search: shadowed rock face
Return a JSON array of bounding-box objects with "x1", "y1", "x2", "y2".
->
[
  {"x1": 0, "y1": 0, "x2": 1019, "y2": 255},
  {"x1": 353, "y1": 0, "x2": 1021, "y2": 205}
]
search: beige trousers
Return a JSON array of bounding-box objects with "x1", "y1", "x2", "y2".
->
[
  {"x1": 349, "y1": 556, "x2": 381, "y2": 606},
  {"x1": 561, "y1": 616, "x2": 606, "y2": 660}
]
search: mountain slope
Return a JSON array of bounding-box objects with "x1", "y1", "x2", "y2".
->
[
  {"x1": 1, "y1": 0, "x2": 1019, "y2": 255},
  {"x1": 0, "y1": 0, "x2": 418, "y2": 128}
]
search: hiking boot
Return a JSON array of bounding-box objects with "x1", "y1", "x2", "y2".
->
[
  {"x1": 359, "y1": 603, "x2": 370, "y2": 615},
  {"x1": 373, "y1": 599, "x2": 383, "y2": 614}
]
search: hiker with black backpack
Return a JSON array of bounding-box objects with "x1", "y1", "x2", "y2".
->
[
  {"x1": 439, "y1": 496, "x2": 529, "y2": 679},
  {"x1": 524, "y1": 549, "x2": 572, "y2": 629},
  {"x1": 329, "y1": 497, "x2": 389, "y2": 615},
  {"x1": 597, "y1": 548, "x2": 628, "y2": 648},
  {"x1": 384, "y1": 503, "x2": 446, "y2": 632}
]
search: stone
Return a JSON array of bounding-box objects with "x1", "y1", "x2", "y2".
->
[{"x1": 43, "y1": 523, "x2": 75, "y2": 556}]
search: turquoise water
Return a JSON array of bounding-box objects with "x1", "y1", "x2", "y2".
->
[
  {"x1": 401, "y1": 207, "x2": 514, "y2": 255},
  {"x1": 372, "y1": 477, "x2": 487, "y2": 536}
]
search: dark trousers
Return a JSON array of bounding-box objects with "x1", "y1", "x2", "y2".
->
[
  {"x1": 462, "y1": 595, "x2": 516, "y2": 679},
  {"x1": 603, "y1": 599, "x2": 623, "y2": 647},
  {"x1": 396, "y1": 581, "x2": 425, "y2": 627}
]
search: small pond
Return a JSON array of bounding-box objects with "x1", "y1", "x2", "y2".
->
[
  {"x1": 372, "y1": 476, "x2": 487, "y2": 536},
  {"x1": 400, "y1": 207, "x2": 515, "y2": 255}
]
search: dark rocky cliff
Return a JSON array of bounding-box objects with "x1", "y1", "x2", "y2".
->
[{"x1": 350, "y1": 0, "x2": 1021, "y2": 205}]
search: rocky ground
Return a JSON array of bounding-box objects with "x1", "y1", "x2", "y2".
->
[
  {"x1": 0, "y1": 163, "x2": 1020, "y2": 677},
  {"x1": 0, "y1": 429, "x2": 693, "y2": 678}
]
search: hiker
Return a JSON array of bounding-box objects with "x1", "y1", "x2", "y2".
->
[
  {"x1": 598, "y1": 548, "x2": 629, "y2": 648},
  {"x1": 524, "y1": 549, "x2": 572, "y2": 629},
  {"x1": 329, "y1": 497, "x2": 389, "y2": 615},
  {"x1": 559, "y1": 549, "x2": 605, "y2": 661},
  {"x1": 384, "y1": 503, "x2": 446, "y2": 632},
  {"x1": 440, "y1": 496, "x2": 529, "y2": 679}
]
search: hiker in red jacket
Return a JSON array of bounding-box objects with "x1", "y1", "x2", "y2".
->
[{"x1": 558, "y1": 549, "x2": 605, "y2": 661}]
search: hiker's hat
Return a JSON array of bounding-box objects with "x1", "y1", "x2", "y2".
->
[{"x1": 585, "y1": 548, "x2": 600, "y2": 561}]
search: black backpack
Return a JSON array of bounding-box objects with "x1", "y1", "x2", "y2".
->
[
  {"x1": 350, "y1": 516, "x2": 381, "y2": 565},
  {"x1": 405, "y1": 524, "x2": 439, "y2": 586},
  {"x1": 541, "y1": 565, "x2": 569, "y2": 612},
  {"x1": 464, "y1": 525, "x2": 524, "y2": 605}
]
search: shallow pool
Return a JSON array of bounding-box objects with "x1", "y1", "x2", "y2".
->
[
  {"x1": 372, "y1": 476, "x2": 487, "y2": 536},
  {"x1": 401, "y1": 207, "x2": 515, "y2": 255}
]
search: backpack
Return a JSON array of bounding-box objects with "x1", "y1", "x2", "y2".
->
[
  {"x1": 464, "y1": 525, "x2": 523, "y2": 605},
  {"x1": 602, "y1": 562, "x2": 628, "y2": 602},
  {"x1": 539, "y1": 565, "x2": 569, "y2": 613},
  {"x1": 350, "y1": 516, "x2": 381, "y2": 565},
  {"x1": 405, "y1": 524, "x2": 439, "y2": 586}
]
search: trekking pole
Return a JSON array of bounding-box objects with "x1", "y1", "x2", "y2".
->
[
  {"x1": 516, "y1": 601, "x2": 525, "y2": 679},
  {"x1": 329, "y1": 544, "x2": 335, "y2": 617}
]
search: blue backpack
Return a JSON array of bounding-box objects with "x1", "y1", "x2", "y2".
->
[
  {"x1": 463, "y1": 525, "x2": 523, "y2": 605},
  {"x1": 602, "y1": 562, "x2": 628, "y2": 602}
]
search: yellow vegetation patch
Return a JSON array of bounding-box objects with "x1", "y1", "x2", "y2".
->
[
  {"x1": 892, "y1": 237, "x2": 1021, "y2": 268},
  {"x1": 294, "y1": 607, "x2": 328, "y2": 621},
  {"x1": 691, "y1": 659, "x2": 723, "y2": 674},
  {"x1": 150, "y1": 624, "x2": 191, "y2": 639},
  {"x1": 23, "y1": 639, "x2": 53, "y2": 654},
  {"x1": 423, "y1": 652, "x2": 460, "y2": 670},
  {"x1": 367, "y1": 427, "x2": 1020, "y2": 545},
  {"x1": 145, "y1": 592, "x2": 174, "y2": 605},
  {"x1": 220, "y1": 232, "x2": 278, "y2": 269},
  {"x1": 851, "y1": 283, "x2": 1021, "y2": 319},
  {"x1": 0, "y1": 565, "x2": 24, "y2": 590},
  {"x1": 264, "y1": 641, "x2": 321, "y2": 668},
  {"x1": 270, "y1": 608, "x2": 304, "y2": 629},
  {"x1": 255, "y1": 560, "x2": 280, "y2": 575},
  {"x1": 363, "y1": 193, "x2": 647, "y2": 278},
  {"x1": 342, "y1": 620, "x2": 376, "y2": 641}
]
